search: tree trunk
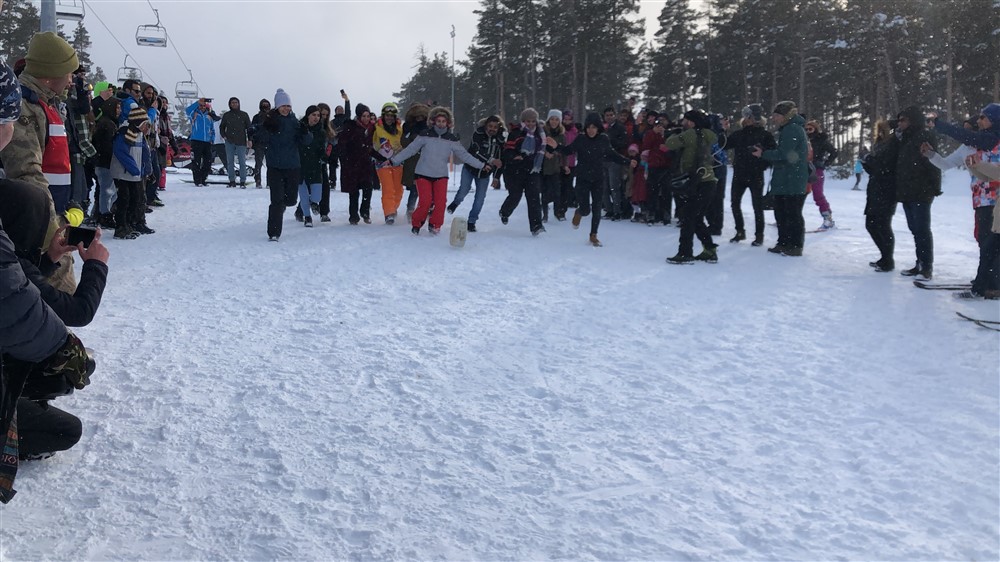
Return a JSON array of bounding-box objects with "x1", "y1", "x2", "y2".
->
[
  {"x1": 798, "y1": 53, "x2": 805, "y2": 115},
  {"x1": 881, "y1": 46, "x2": 899, "y2": 115},
  {"x1": 582, "y1": 50, "x2": 589, "y2": 115},
  {"x1": 945, "y1": 29, "x2": 953, "y2": 120},
  {"x1": 572, "y1": 50, "x2": 579, "y2": 118},
  {"x1": 741, "y1": 54, "x2": 749, "y2": 108},
  {"x1": 770, "y1": 53, "x2": 778, "y2": 115}
]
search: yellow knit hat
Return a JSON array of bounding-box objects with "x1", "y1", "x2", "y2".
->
[{"x1": 24, "y1": 32, "x2": 79, "y2": 78}]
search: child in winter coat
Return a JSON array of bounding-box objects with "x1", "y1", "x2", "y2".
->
[{"x1": 110, "y1": 106, "x2": 153, "y2": 239}]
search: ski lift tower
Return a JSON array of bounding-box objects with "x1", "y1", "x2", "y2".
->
[{"x1": 40, "y1": 0, "x2": 85, "y2": 32}]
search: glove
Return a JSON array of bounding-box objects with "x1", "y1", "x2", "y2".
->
[{"x1": 40, "y1": 333, "x2": 95, "y2": 390}]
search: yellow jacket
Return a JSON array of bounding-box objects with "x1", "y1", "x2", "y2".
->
[{"x1": 372, "y1": 119, "x2": 403, "y2": 160}]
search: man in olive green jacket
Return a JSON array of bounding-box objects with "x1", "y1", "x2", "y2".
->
[
  {"x1": 665, "y1": 109, "x2": 718, "y2": 264},
  {"x1": 753, "y1": 101, "x2": 808, "y2": 256}
]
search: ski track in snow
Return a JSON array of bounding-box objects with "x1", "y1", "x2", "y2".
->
[{"x1": 1, "y1": 169, "x2": 997, "y2": 560}]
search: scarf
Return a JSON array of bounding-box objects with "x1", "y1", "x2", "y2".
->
[{"x1": 519, "y1": 124, "x2": 547, "y2": 174}]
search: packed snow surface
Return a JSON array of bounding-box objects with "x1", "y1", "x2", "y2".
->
[{"x1": 1, "y1": 168, "x2": 997, "y2": 560}]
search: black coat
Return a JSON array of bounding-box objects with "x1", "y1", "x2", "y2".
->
[
  {"x1": 551, "y1": 132, "x2": 630, "y2": 181},
  {"x1": 808, "y1": 132, "x2": 838, "y2": 169},
  {"x1": 464, "y1": 126, "x2": 505, "y2": 179},
  {"x1": 894, "y1": 107, "x2": 941, "y2": 203},
  {"x1": 18, "y1": 257, "x2": 107, "y2": 328},
  {"x1": 727, "y1": 124, "x2": 776, "y2": 178},
  {"x1": 862, "y1": 138, "x2": 898, "y2": 214},
  {"x1": 260, "y1": 111, "x2": 312, "y2": 170},
  {"x1": 605, "y1": 121, "x2": 629, "y2": 154}
]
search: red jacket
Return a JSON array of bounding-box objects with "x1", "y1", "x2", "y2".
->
[{"x1": 641, "y1": 130, "x2": 671, "y2": 169}]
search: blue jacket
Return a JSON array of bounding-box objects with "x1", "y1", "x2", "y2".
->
[
  {"x1": 186, "y1": 101, "x2": 216, "y2": 143},
  {"x1": 111, "y1": 128, "x2": 152, "y2": 180}
]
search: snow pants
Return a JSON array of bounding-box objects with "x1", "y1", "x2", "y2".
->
[
  {"x1": 17, "y1": 399, "x2": 82, "y2": 460},
  {"x1": 413, "y1": 176, "x2": 448, "y2": 229},
  {"x1": 378, "y1": 165, "x2": 404, "y2": 220}
]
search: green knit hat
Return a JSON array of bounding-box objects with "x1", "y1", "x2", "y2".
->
[{"x1": 24, "y1": 32, "x2": 79, "y2": 78}]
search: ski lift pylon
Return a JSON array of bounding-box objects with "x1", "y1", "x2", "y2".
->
[
  {"x1": 117, "y1": 55, "x2": 142, "y2": 82},
  {"x1": 55, "y1": 0, "x2": 84, "y2": 22},
  {"x1": 136, "y1": 9, "x2": 168, "y2": 48},
  {"x1": 175, "y1": 70, "x2": 199, "y2": 100}
]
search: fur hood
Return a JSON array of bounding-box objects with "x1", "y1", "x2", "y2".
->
[
  {"x1": 427, "y1": 106, "x2": 454, "y2": 127},
  {"x1": 404, "y1": 103, "x2": 429, "y2": 125},
  {"x1": 476, "y1": 115, "x2": 507, "y2": 134}
]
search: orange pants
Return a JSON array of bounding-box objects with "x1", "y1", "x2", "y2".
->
[{"x1": 378, "y1": 165, "x2": 404, "y2": 219}]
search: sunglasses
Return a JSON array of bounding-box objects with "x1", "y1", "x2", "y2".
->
[
  {"x1": 131, "y1": 89, "x2": 141, "y2": 94},
  {"x1": 383, "y1": 109, "x2": 398, "y2": 114}
]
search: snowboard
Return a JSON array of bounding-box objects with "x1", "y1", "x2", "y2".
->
[
  {"x1": 449, "y1": 216, "x2": 468, "y2": 248},
  {"x1": 956, "y1": 311, "x2": 1000, "y2": 331},
  {"x1": 913, "y1": 280, "x2": 973, "y2": 291}
]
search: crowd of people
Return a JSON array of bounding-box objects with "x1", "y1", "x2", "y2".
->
[{"x1": 0, "y1": 20, "x2": 998, "y2": 502}]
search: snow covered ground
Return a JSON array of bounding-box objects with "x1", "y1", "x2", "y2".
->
[{"x1": 1, "y1": 168, "x2": 997, "y2": 560}]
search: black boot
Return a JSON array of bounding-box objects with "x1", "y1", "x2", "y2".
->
[{"x1": 729, "y1": 230, "x2": 746, "y2": 243}]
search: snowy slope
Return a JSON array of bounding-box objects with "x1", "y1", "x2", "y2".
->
[{"x1": 0, "y1": 169, "x2": 997, "y2": 560}]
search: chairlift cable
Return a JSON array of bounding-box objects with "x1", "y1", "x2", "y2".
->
[
  {"x1": 145, "y1": 0, "x2": 200, "y2": 98},
  {"x1": 81, "y1": 0, "x2": 161, "y2": 88}
]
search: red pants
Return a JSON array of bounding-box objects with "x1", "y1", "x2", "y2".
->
[{"x1": 413, "y1": 177, "x2": 448, "y2": 229}]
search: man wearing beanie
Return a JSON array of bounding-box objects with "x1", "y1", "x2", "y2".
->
[
  {"x1": 0, "y1": 31, "x2": 80, "y2": 294},
  {"x1": 664, "y1": 109, "x2": 719, "y2": 263},
  {"x1": 752, "y1": 100, "x2": 809, "y2": 256}
]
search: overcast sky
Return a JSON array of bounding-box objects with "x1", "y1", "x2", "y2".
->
[{"x1": 79, "y1": 0, "x2": 667, "y2": 115}]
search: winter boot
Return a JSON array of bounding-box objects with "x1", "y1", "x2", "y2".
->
[
  {"x1": 295, "y1": 208, "x2": 304, "y2": 222},
  {"x1": 767, "y1": 245, "x2": 787, "y2": 254},
  {"x1": 751, "y1": 233, "x2": 764, "y2": 247},
  {"x1": 695, "y1": 247, "x2": 718, "y2": 263},
  {"x1": 666, "y1": 253, "x2": 695, "y2": 264},
  {"x1": 900, "y1": 264, "x2": 921, "y2": 277},
  {"x1": 304, "y1": 216, "x2": 313, "y2": 227},
  {"x1": 729, "y1": 230, "x2": 746, "y2": 243},
  {"x1": 447, "y1": 202, "x2": 458, "y2": 214},
  {"x1": 571, "y1": 210, "x2": 582, "y2": 229},
  {"x1": 817, "y1": 211, "x2": 835, "y2": 230},
  {"x1": 589, "y1": 233, "x2": 602, "y2": 247}
]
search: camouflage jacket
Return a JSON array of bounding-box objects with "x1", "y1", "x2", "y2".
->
[{"x1": 0, "y1": 73, "x2": 64, "y2": 191}]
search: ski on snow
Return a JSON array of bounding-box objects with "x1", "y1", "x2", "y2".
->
[
  {"x1": 913, "y1": 280, "x2": 973, "y2": 291},
  {"x1": 956, "y1": 311, "x2": 1000, "y2": 331}
]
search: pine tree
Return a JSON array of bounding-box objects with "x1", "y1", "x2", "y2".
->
[
  {"x1": 0, "y1": 0, "x2": 40, "y2": 64},
  {"x1": 646, "y1": 0, "x2": 701, "y2": 118},
  {"x1": 69, "y1": 21, "x2": 98, "y2": 82}
]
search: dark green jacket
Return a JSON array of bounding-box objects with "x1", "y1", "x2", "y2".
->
[
  {"x1": 665, "y1": 127, "x2": 717, "y2": 183},
  {"x1": 761, "y1": 114, "x2": 808, "y2": 195}
]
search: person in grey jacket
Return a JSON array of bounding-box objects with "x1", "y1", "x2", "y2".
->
[
  {"x1": 220, "y1": 97, "x2": 252, "y2": 187},
  {"x1": 389, "y1": 106, "x2": 495, "y2": 235}
]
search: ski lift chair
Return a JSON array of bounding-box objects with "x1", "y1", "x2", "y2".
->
[
  {"x1": 175, "y1": 70, "x2": 199, "y2": 100},
  {"x1": 55, "y1": 0, "x2": 84, "y2": 22},
  {"x1": 136, "y1": 10, "x2": 168, "y2": 47},
  {"x1": 117, "y1": 55, "x2": 142, "y2": 82}
]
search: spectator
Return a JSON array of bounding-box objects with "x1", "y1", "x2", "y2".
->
[
  {"x1": 90, "y1": 97, "x2": 120, "y2": 229},
  {"x1": 665, "y1": 109, "x2": 719, "y2": 263},
  {"x1": 0, "y1": 31, "x2": 81, "y2": 295},
  {"x1": 753, "y1": 101, "x2": 809, "y2": 257},
  {"x1": 805, "y1": 119, "x2": 839, "y2": 230},
  {"x1": 540, "y1": 109, "x2": 566, "y2": 223},
  {"x1": 250, "y1": 99, "x2": 271, "y2": 188},
  {"x1": 862, "y1": 120, "x2": 898, "y2": 272},
  {"x1": 185, "y1": 97, "x2": 216, "y2": 186},
  {"x1": 726, "y1": 104, "x2": 776, "y2": 246},
  {"x1": 111, "y1": 106, "x2": 154, "y2": 239},
  {"x1": 220, "y1": 97, "x2": 252, "y2": 188},
  {"x1": 602, "y1": 106, "x2": 629, "y2": 220},
  {"x1": 894, "y1": 106, "x2": 941, "y2": 280}
]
